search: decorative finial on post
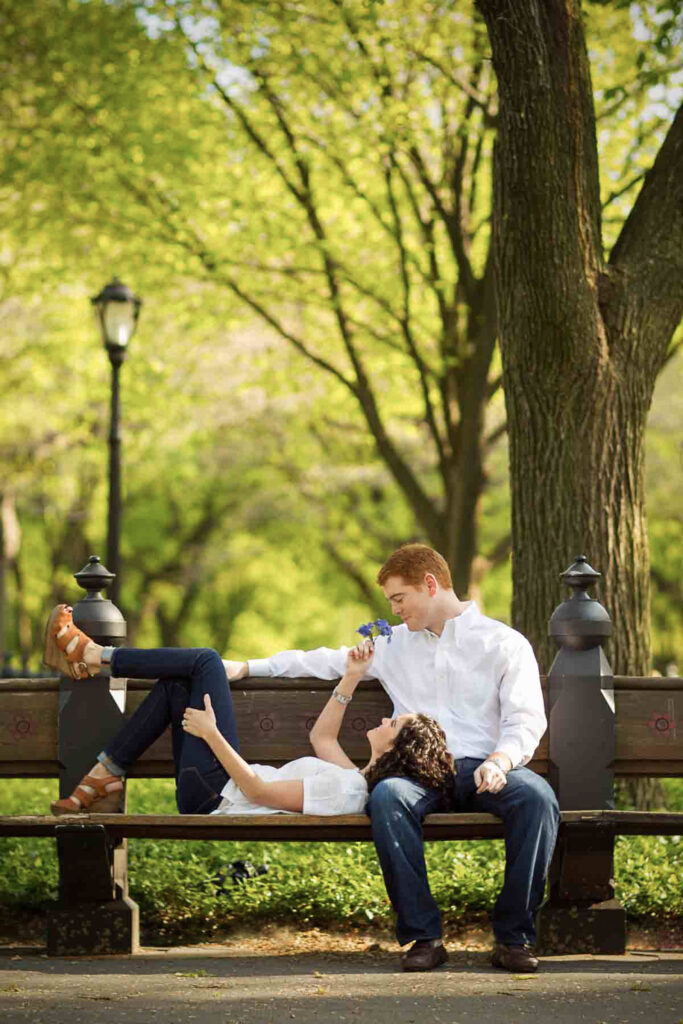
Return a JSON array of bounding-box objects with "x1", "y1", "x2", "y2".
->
[
  {"x1": 72, "y1": 556, "x2": 126, "y2": 647},
  {"x1": 562, "y1": 553, "x2": 600, "y2": 588},
  {"x1": 549, "y1": 555, "x2": 611, "y2": 651}
]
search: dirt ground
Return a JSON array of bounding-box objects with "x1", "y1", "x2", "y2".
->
[{"x1": 3, "y1": 912, "x2": 683, "y2": 955}]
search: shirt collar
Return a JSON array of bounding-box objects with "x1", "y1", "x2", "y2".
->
[
  {"x1": 454, "y1": 600, "x2": 480, "y2": 629},
  {"x1": 424, "y1": 600, "x2": 481, "y2": 639}
]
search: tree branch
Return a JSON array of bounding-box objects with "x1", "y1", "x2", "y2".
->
[
  {"x1": 409, "y1": 144, "x2": 477, "y2": 303},
  {"x1": 602, "y1": 172, "x2": 645, "y2": 210},
  {"x1": 605, "y1": 104, "x2": 683, "y2": 373},
  {"x1": 384, "y1": 154, "x2": 446, "y2": 467},
  {"x1": 407, "y1": 48, "x2": 495, "y2": 118},
  {"x1": 485, "y1": 421, "x2": 508, "y2": 448}
]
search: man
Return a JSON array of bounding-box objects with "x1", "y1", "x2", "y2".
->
[{"x1": 225, "y1": 543, "x2": 559, "y2": 973}]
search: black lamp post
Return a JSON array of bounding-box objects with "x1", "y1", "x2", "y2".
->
[{"x1": 91, "y1": 278, "x2": 142, "y2": 607}]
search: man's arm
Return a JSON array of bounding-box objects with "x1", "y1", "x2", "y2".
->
[
  {"x1": 475, "y1": 636, "x2": 546, "y2": 794},
  {"x1": 495, "y1": 636, "x2": 547, "y2": 768},
  {"x1": 223, "y1": 644, "x2": 380, "y2": 682}
]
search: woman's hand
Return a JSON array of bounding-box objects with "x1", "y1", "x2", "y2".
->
[
  {"x1": 182, "y1": 694, "x2": 218, "y2": 740},
  {"x1": 344, "y1": 639, "x2": 374, "y2": 682}
]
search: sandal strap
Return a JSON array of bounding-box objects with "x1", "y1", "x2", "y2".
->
[
  {"x1": 66, "y1": 774, "x2": 122, "y2": 810},
  {"x1": 52, "y1": 607, "x2": 91, "y2": 668},
  {"x1": 80, "y1": 774, "x2": 121, "y2": 797},
  {"x1": 55, "y1": 622, "x2": 89, "y2": 663}
]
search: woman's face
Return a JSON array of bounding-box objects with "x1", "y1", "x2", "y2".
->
[{"x1": 367, "y1": 713, "x2": 415, "y2": 757}]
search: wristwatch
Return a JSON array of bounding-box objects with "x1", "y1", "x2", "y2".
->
[
  {"x1": 486, "y1": 755, "x2": 509, "y2": 774},
  {"x1": 332, "y1": 686, "x2": 353, "y2": 705}
]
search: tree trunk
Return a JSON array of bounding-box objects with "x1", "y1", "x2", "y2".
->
[
  {"x1": 444, "y1": 269, "x2": 499, "y2": 597},
  {"x1": 478, "y1": 0, "x2": 683, "y2": 675},
  {"x1": 0, "y1": 494, "x2": 22, "y2": 673}
]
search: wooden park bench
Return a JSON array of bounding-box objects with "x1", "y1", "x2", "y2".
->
[{"x1": 0, "y1": 556, "x2": 682, "y2": 957}]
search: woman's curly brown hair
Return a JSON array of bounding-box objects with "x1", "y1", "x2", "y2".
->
[{"x1": 364, "y1": 714, "x2": 453, "y2": 795}]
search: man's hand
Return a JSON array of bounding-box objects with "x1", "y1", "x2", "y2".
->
[
  {"x1": 344, "y1": 639, "x2": 374, "y2": 682},
  {"x1": 223, "y1": 659, "x2": 248, "y2": 681},
  {"x1": 183, "y1": 694, "x2": 218, "y2": 741},
  {"x1": 474, "y1": 759, "x2": 508, "y2": 794}
]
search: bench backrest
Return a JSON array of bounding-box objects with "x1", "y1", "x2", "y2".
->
[{"x1": 1, "y1": 675, "x2": 681, "y2": 779}]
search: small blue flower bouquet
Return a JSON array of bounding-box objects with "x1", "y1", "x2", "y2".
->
[{"x1": 356, "y1": 618, "x2": 392, "y2": 644}]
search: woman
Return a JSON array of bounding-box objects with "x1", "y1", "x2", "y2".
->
[{"x1": 44, "y1": 605, "x2": 454, "y2": 816}]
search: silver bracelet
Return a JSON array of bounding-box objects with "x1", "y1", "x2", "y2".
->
[
  {"x1": 486, "y1": 756, "x2": 509, "y2": 774},
  {"x1": 332, "y1": 686, "x2": 352, "y2": 706}
]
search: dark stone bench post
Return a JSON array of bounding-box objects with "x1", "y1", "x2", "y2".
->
[
  {"x1": 47, "y1": 556, "x2": 140, "y2": 955},
  {"x1": 536, "y1": 556, "x2": 627, "y2": 954}
]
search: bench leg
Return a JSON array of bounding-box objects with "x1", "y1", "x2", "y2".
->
[
  {"x1": 46, "y1": 824, "x2": 139, "y2": 956},
  {"x1": 535, "y1": 822, "x2": 626, "y2": 955}
]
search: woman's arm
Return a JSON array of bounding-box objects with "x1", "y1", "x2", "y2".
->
[
  {"x1": 309, "y1": 641, "x2": 374, "y2": 769},
  {"x1": 182, "y1": 696, "x2": 304, "y2": 811}
]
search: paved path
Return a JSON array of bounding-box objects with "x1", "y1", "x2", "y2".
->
[{"x1": 1, "y1": 945, "x2": 682, "y2": 1024}]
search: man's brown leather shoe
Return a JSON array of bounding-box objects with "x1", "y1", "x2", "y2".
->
[
  {"x1": 491, "y1": 943, "x2": 539, "y2": 972},
  {"x1": 401, "y1": 940, "x2": 449, "y2": 972}
]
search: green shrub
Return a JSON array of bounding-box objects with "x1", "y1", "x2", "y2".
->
[{"x1": 1, "y1": 778, "x2": 681, "y2": 942}]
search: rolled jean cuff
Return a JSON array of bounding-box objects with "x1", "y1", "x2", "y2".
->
[
  {"x1": 101, "y1": 646, "x2": 116, "y2": 664},
  {"x1": 97, "y1": 751, "x2": 126, "y2": 777}
]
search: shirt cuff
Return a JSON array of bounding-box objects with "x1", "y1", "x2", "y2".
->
[
  {"x1": 494, "y1": 741, "x2": 523, "y2": 770},
  {"x1": 247, "y1": 658, "x2": 273, "y2": 677}
]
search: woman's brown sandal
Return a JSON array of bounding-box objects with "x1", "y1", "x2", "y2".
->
[
  {"x1": 44, "y1": 604, "x2": 97, "y2": 679},
  {"x1": 51, "y1": 774, "x2": 124, "y2": 815}
]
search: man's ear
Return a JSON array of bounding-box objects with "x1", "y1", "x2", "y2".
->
[{"x1": 424, "y1": 573, "x2": 438, "y2": 596}]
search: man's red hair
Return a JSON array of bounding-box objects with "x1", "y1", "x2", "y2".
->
[{"x1": 377, "y1": 543, "x2": 452, "y2": 589}]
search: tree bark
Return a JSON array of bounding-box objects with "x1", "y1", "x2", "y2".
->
[{"x1": 477, "y1": 0, "x2": 683, "y2": 673}]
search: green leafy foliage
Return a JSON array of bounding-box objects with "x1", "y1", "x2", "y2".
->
[
  {"x1": 1, "y1": 778, "x2": 682, "y2": 941},
  {"x1": 0, "y1": 1, "x2": 680, "y2": 671}
]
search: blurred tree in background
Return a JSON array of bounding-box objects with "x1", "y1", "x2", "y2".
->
[{"x1": 0, "y1": 0, "x2": 680, "y2": 674}]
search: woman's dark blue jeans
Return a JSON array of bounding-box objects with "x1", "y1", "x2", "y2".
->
[
  {"x1": 367, "y1": 758, "x2": 560, "y2": 948},
  {"x1": 99, "y1": 648, "x2": 238, "y2": 814}
]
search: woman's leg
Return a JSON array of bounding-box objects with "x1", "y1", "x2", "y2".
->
[
  {"x1": 104, "y1": 647, "x2": 237, "y2": 813},
  {"x1": 46, "y1": 607, "x2": 240, "y2": 813},
  {"x1": 102, "y1": 648, "x2": 240, "y2": 771},
  {"x1": 54, "y1": 643, "x2": 238, "y2": 813}
]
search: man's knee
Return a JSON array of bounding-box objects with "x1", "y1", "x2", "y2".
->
[
  {"x1": 368, "y1": 776, "x2": 411, "y2": 811},
  {"x1": 514, "y1": 772, "x2": 560, "y2": 827},
  {"x1": 367, "y1": 776, "x2": 434, "y2": 821}
]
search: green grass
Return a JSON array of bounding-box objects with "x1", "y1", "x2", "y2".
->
[{"x1": 1, "y1": 778, "x2": 682, "y2": 943}]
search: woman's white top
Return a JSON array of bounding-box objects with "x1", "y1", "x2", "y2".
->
[{"x1": 210, "y1": 756, "x2": 368, "y2": 816}]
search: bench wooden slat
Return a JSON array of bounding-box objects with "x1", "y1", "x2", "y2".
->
[
  {"x1": 1, "y1": 809, "x2": 681, "y2": 842},
  {"x1": 1, "y1": 677, "x2": 681, "y2": 776}
]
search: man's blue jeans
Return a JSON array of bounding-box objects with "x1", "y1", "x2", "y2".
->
[
  {"x1": 367, "y1": 758, "x2": 560, "y2": 947},
  {"x1": 99, "y1": 648, "x2": 238, "y2": 814}
]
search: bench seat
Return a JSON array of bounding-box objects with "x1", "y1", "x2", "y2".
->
[{"x1": 2, "y1": 809, "x2": 682, "y2": 841}]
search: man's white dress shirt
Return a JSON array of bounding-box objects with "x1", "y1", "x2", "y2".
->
[{"x1": 248, "y1": 601, "x2": 546, "y2": 769}]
